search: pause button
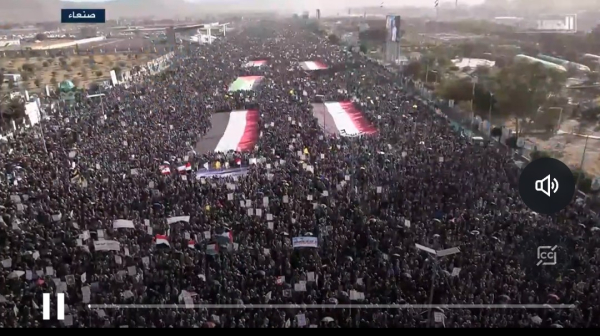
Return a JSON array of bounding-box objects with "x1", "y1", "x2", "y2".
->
[{"x1": 43, "y1": 293, "x2": 65, "y2": 320}]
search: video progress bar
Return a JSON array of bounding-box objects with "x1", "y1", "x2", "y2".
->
[{"x1": 87, "y1": 304, "x2": 576, "y2": 309}]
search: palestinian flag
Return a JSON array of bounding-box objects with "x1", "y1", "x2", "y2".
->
[
  {"x1": 312, "y1": 102, "x2": 377, "y2": 137},
  {"x1": 244, "y1": 60, "x2": 267, "y2": 67},
  {"x1": 216, "y1": 230, "x2": 233, "y2": 244},
  {"x1": 228, "y1": 76, "x2": 264, "y2": 92},
  {"x1": 196, "y1": 110, "x2": 259, "y2": 153},
  {"x1": 300, "y1": 61, "x2": 327, "y2": 70}
]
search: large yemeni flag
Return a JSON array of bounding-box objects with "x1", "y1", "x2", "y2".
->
[
  {"x1": 244, "y1": 60, "x2": 267, "y2": 67},
  {"x1": 312, "y1": 102, "x2": 377, "y2": 137},
  {"x1": 300, "y1": 61, "x2": 327, "y2": 70},
  {"x1": 228, "y1": 76, "x2": 264, "y2": 92},
  {"x1": 197, "y1": 110, "x2": 259, "y2": 153}
]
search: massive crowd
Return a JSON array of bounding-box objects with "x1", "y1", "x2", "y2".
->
[{"x1": 1, "y1": 21, "x2": 599, "y2": 328}]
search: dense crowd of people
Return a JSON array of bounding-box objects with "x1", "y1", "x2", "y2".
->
[{"x1": 1, "y1": 20, "x2": 599, "y2": 328}]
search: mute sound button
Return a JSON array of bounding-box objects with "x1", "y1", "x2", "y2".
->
[{"x1": 518, "y1": 157, "x2": 575, "y2": 215}]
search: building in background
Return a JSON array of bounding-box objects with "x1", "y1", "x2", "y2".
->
[
  {"x1": 79, "y1": 27, "x2": 97, "y2": 39},
  {"x1": 166, "y1": 27, "x2": 176, "y2": 45},
  {"x1": 493, "y1": 16, "x2": 525, "y2": 28},
  {"x1": 0, "y1": 39, "x2": 20, "y2": 47}
]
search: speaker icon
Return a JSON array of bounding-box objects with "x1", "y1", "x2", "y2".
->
[{"x1": 535, "y1": 175, "x2": 559, "y2": 197}]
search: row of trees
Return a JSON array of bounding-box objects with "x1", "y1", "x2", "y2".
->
[
  {"x1": 0, "y1": 94, "x2": 25, "y2": 132},
  {"x1": 0, "y1": 51, "x2": 128, "y2": 93},
  {"x1": 405, "y1": 55, "x2": 568, "y2": 135},
  {"x1": 317, "y1": 19, "x2": 569, "y2": 135}
]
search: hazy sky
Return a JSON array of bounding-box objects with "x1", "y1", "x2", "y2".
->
[
  {"x1": 60, "y1": 0, "x2": 487, "y2": 14},
  {"x1": 63, "y1": 0, "x2": 486, "y2": 4}
]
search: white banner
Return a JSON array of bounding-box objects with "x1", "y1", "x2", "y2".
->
[
  {"x1": 292, "y1": 236, "x2": 318, "y2": 248},
  {"x1": 340, "y1": 129, "x2": 363, "y2": 137},
  {"x1": 110, "y1": 70, "x2": 118, "y2": 86},
  {"x1": 113, "y1": 219, "x2": 134, "y2": 229},
  {"x1": 167, "y1": 216, "x2": 190, "y2": 225},
  {"x1": 93, "y1": 240, "x2": 121, "y2": 251}
]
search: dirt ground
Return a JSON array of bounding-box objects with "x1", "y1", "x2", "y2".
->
[
  {"x1": 526, "y1": 119, "x2": 600, "y2": 176},
  {"x1": 0, "y1": 52, "x2": 154, "y2": 93},
  {"x1": 502, "y1": 117, "x2": 600, "y2": 176},
  {"x1": 476, "y1": 113, "x2": 600, "y2": 177}
]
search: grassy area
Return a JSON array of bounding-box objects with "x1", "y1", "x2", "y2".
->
[{"x1": 0, "y1": 53, "x2": 154, "y2": 93}]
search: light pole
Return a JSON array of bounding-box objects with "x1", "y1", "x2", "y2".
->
[
  {"x1": 415, "y1": 243, "x2": 461, "y2": 327},
  {"x1": 470, "y1": 76, "x2": 478, "y2": 122},
  {"x1": 575, "y1": 134, "x2": 590, "y2": 191},
  {"x1": 488, "y1": 92, "x2": 493, "y2": 136}
]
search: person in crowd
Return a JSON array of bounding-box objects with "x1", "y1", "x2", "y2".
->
[{"x1": 0, "y1": 21, "x2": 598, "y2": 329}]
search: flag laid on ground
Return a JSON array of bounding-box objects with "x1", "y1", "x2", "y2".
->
[
  {"x1": 228, "y1": 76, "x2": 264, "y2": 92},
  {"x1": 312, "y1": 101, "x2": 377, "y2": 137},
  {"x1": 300, "y1": 61, "x2": 327, "y2": 70},
  {"x1": 244, "y1": 60, "x2": 267, "y2": 67},
  {"x1": 196, "y1": 110, "x2": 259, "y2": 153}
]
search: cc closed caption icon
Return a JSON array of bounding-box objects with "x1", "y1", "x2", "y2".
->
[{"x1": 518, "y1": 157, "x2": 576, "y2": 215}]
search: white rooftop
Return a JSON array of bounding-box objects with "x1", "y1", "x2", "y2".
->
[{"x1": 452, "y1": 58, "x2": 495, "y2": 69}]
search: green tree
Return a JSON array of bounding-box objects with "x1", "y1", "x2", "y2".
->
[
  {"x1": 328, "y1": 34, "x2": 340, "y2": 45},
  {"x1": 472, "y1": 86, "x2": 496, "y2": 116},
  {"x1": 458, "y1": 42, "x2": 476, "y2": 58},
  {"x1": 436, "y1": 78, "x2": 474, "y2": 101},
  {"x1": 585, "y1": 72, "x2": 599, "y2": 85},
  {"x1": 358, "y1": 27, "x2": 387, "y2": 43},
  {"x1": 493, "y1": 62, "x2": 566, "y2": 135},
  {"x1": 21, "y1": 63, "x2": 35, "y2": 73},
  {"x1": 404, "y1": 61, "x2": 423, "y2": 79},
  {"x1": 0, "y1": 97, "x2": 26, "y2": 127},
  {"x1": 88, "y1": 82, "x2": 99, "y2": 92}
]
